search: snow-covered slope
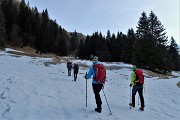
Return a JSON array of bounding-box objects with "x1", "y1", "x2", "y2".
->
[{"x1": 0, "y1": 49, "x2": 180, "y2": 120}]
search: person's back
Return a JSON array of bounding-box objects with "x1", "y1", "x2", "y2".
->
[
  {"x1": 129, "y1": 65, "x2": 145, "y2": 111},
  {"x1": 73, "y1": 64, "x2": 79, "y2": 81},
  {"x1": 67, "y1": 62, "x2": 72, "y2": 69},
  {"x1": 73, "y1": 64, "x2": 79, "y2": 71},
  {"x1": 67, "y1": 61, "x2": 72, "y2": 76}
]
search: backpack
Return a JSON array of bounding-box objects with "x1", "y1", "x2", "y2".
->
[
  {"x1": 67, "y1": 62, "x2": 72, "y2": 69},
  {"x1": 74, "y1": 64, "x2": 79, "y2": 71},
  {"x1": 135, "y1": 69, "x2": 144, "y2": 85},
  {"x1": 93, "y1": 64, "x2": 106, "y2": 83}
]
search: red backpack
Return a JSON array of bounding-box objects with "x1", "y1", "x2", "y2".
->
[
  {"x1": 135, "y1": 69, "x2": 144, "y2": 85},
  {"x1": 93, "y1": 64, "x2": 106, "y2": 83}
]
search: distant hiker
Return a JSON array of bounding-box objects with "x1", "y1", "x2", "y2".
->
[
  {"x1": 67, "y1": 60, "x2": 72, "y2": 76},
  {"x1": 129, "y1": 65, "x2": 145, "y2": 111},
  {"x1": 73, "y1": 63, "x2": 79, "y2": 81},
  {"x1": 85, "y1": 56, "x2": 106, "y2": 113}
]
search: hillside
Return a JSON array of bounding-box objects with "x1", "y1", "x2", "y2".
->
[{"x1": 0, "y1": 48, "x2": 180, "y2": 120}]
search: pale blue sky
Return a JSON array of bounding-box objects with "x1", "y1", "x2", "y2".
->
[{"x1": 25, "y1": 0, "x2": 179, "y2": 45}]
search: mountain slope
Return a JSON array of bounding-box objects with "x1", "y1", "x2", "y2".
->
[{"x1": 0, "y1": 48, "x2": 180, "y2": 120}]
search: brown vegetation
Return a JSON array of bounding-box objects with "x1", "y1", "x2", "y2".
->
[
  {"x1": 177, "y1": 81, "x2": 180, "y2": 88},
  {"x1": 4, "y1": 46, "x2": 180, "y2": 80}
]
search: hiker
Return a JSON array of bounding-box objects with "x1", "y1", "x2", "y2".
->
[
  {"x1": 73, "y1": 63, "x2": 79, "y2": 81},
  {"x1": 67, "y1": 60, "x2": 72, "y2": 76},
  {"x1": 129, "y1": 65, "x2": 145, "y2": 111},
  {"x1": 85, "y1": 56, "x2": 106, "y2": 113}
]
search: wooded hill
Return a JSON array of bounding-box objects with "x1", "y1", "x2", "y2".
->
[{"x1": 0, "y1": 0, "x2": 179, "y2": 72}]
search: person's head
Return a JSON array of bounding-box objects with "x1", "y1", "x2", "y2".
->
[
  {"x1": 93, "y1": 56, "x2": 98, "y2": 64},
  {"x1": 132, "y1": 65, "x2": 137, "y2": 71}
]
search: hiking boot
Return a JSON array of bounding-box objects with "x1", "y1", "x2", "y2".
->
[
  {"x1": 129, "y1": 103, "x2": 135, "y2": 107},
  {"x1": 95, "y1": 108, "x2": 102, "y2": 113},
  {"x1": 139, "y1": 106, "x2": 144, "y2": 111}
]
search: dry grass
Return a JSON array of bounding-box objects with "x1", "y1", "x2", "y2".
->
[
  {"x1": 4, "y1": 46, "x2": 180, "y2": 81},
  {"x1": 177, "y1": 81, "x2": 180, "y2": 88},
  {"x1": 5, "y1": 46, "x2": 64, "y2": 66},
  {"x1": 144, "y1": 70, "x2": 170, "y2": 79},
  {"x1": 6, "y1": 46, "x2": 57, "y2": 58}
]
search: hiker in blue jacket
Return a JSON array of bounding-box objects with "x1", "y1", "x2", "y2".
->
[{"x1": 85, "y1": 56, "x2": 104, "y2": 113}]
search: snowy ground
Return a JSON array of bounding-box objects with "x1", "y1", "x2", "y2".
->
[{"x1": 0, "y1": 48, "x2": 180, "y2": 120}]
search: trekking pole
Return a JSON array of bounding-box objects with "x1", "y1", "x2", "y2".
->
[
  {"x1": 130, "y1": 87, "x2": 132, "y2": 109},
  {"x1": 85, "y1": 72, "x2": 87, "y2": 107},
  {"x1": 72, "y1": 72, "x2": 74, "y2": 81},
  {"x1": 102, "y1": 88, "x2": 112, "y2": 115},
  {"x1": 144, "y1": 84, "x2": 145, "y2": 94}
]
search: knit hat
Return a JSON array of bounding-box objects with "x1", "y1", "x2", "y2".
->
[
  {"x1": 133, "y1": 65, "x2": 137, "y2": 71},
  {"x1": 93, "y1": 56, "x2": 98, "y2": 62}
]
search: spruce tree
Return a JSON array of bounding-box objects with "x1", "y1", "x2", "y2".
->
[
  {"x1": 70, "y1": 30, "x2": 78, "y2": 52},
  {"x1": 148, "y1": 11, "x2": 169, "y2": 71},
  {"x1": 77, "y1": 39, "x2": 85, "y2": 59},
  {"x1": 124, "y1": 28, "x2": 135, "y2": 63},
  {"x1": 83, "y1": 35, "x2": 92, "y2": 59},
  {"x1": 133, "y1": 11, "x2": 151, "y2": 68},
  {"x1": 1, "y1": 0, "x2": 17, "y2": 42},
  {"x1": 40, "y1": 9, "x2": 50, "y2": 53},
  {"x1": 168, "y1": 37, "x2": 180, "y2": 70},
  {"x1": 134, "y1": 11, "x2": 171, "y2": 72},
  {"x1": 0, "y1": 7, "x2": 6, "y2": 48}
]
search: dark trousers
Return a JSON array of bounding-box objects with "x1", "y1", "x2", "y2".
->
[
  {"x1": 132, "y1": 85, "x2": 145, "y2": 107},
  {"x1": 92, "y1": 84, "x2": 103, "y2": 109},
  {"x1": 68, "y1": 68, "x2": 71, "y2": 76},
  {"x1": 74, "y1": 70, "x2": 78, "y2": 81}
]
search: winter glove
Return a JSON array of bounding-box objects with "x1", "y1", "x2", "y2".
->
[
  {"x1": 130, "y1": 84, "x2": 132, "y2": 87},
  {"x1": 84, "y1": 72, "x2": 87, "y2": 79}
]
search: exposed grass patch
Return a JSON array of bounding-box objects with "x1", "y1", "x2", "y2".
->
[{"x1": 177, "y1": 81, "x2": 180, "y2": 88}]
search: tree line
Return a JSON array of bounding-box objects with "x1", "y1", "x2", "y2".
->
[
  {"x1": 78, "y1": 11, "x2": 180, "y2": 72},
  {"x1": 0, "y1": 0, "x2": 179, "y2": 72}
]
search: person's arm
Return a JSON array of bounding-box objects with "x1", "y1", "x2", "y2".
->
[
  {"x1": 86, "y1": 67, "x2": 94, "y2": 79},
  {"x1": 130, "y1": 72, "x2": 136, "y2": 86}
]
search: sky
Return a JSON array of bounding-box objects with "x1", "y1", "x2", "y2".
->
[
  {"x1": 1, "y1": 48, "x2": 180, "y2": 120},
  {"x1": 25, "y1": 0, "x2": 180, "y2": 45}
]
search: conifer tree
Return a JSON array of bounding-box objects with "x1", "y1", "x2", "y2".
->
[
  {"x1": 124, "y1": 28, "x2": 135, "y2": 63},
  {"x1": 83, "y1": 35, "x2": 92, "y2": 59},
  {"x1": 133, "y1": 12, "x2": 150, "y2": 68},
  {"x1": 148, "y1": 11, "x2": 169, "y2": 71},
  {"x1": 0, "y1": 7, "x2": 6, "y2": 47},
  {"x1": 40, "y1": 9, "x2": 50, "y2": 53},
  {"x1": 77, "y1": 39, "x2": 85, "y2": 58},
  {"x1": 1, "y1": 0, "x2": 17, "y2": 42},
  {"x1": 70, "y1": 30, "x2": 78, "y2": 52},
  {"x1": 134, "y1": 11, "x2": 171, "y2": 72},
  {"x1": 168, "y1": 37, "x2": 180, "y2": 70}
]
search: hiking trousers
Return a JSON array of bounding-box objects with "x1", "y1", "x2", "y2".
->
[
  {"x1": 92, "y1": 84, "x2": 103, "y2": 109},
  {"x1": 68, "y1": 68, "x2": 71, "y2": 76},
  {"x1": 74, "y1": 70, "x2": 78, "y2": 81},
  {"x1": 132, "y1": 85, "x2": 145, "y2": 107}
]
